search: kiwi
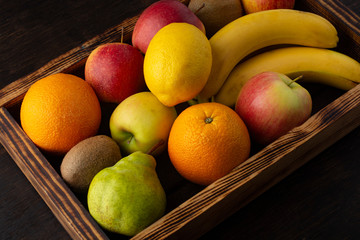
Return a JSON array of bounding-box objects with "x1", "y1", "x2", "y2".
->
[
  {"x1": 188, "y1": 0, "x2": 244, "y2": 37},
  {"x1": 60, "y1": 135, "x2": 121, "y2": 193}
]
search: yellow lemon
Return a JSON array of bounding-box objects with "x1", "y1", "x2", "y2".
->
[{"x1": 144, "y1": 22, "x2": 212, "y2": 107}]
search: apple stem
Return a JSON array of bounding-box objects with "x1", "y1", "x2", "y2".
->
[
  {"x1": 147, "y1": 139, "x2": 165, "y2": 155},
  {"x1": 288, "y1": 75, "x2": 303, "y2": 87},
  {"x1": 194, "y1": 3, "x2": 205, "y2": 14},
  {"x1": 120, "y1": 26, "x2": 124, "y2": 43},
  {"x1": 127, "y1": 135, "x2": 133, "y2": 144}
]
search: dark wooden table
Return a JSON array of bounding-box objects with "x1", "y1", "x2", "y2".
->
[{"x1": 1, "y1": 0, "x2": 359, "y2": 239}]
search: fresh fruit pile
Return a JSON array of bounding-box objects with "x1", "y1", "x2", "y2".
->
[{"x1": 19, "y1": 0, "x2": 360, "y2": 237}]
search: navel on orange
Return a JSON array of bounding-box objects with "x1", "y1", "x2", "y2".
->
[
  {"x1": 20, "y1": 73, "x2": 101, "y2": 155},
  {"x1": 168, "y1": 102, "x2": 251, "y2": 185}
]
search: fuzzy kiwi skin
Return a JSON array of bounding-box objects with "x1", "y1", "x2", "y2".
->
[
  {"x1": 188, "y1": 0, "x2": 244, "y2": 37},
  {"x1": 60, "y1": 135, "x2": 121, "y2": 193}
]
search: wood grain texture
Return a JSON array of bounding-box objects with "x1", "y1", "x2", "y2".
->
[
  {"x1": 0, "y1": 0, "x2": 189, "y2": 109},
  {"x1": 300, "y1": 0, "x2": 360, "y2": 60},
  {"x1": 0, "y1": 107, "x2": 108, "y2": 240},
  {"x1": 0, "y1": 0, "x2": 359, "y2": 239},
  {"x1": 321, "y1": 0, "x2": 360, "y2": 38},
  {"x1": 0, "y1": 17, "x2": 137, "y2": 109}
]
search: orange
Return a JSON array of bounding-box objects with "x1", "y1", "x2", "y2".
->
[
  {"x1": 168, "y1": 102, "x2": 251, "y2": 186},
  {"x1": 20, "y1": 73, "x2": 101, "y2": 155}
]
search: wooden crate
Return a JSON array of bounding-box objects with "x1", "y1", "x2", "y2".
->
[{"x1": 0, "y1": 0, "x2": 359, "y2": 239}]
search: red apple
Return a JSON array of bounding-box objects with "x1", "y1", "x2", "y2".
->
[
  {"x1": 85, "y1": 42, "x2": 146, "y2": 103},
  {"x1": 132, "y1": 0, "x2": 205, "y2": 54},
  {"x1": 241, "y1": 0, "x2": 295, "y2": 14},
  {"x1": 235, "y1": 71, "x2": 312, "y2": 145}
]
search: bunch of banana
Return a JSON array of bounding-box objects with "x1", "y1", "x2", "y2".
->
[
  {"x1": 194, "y1": 9, "x2": 340, "y2": 103},
  {"x1": 215, "y1": 46, "x2": 360, "y2": 107}
]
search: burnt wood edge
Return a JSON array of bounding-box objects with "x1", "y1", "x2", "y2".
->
[
  {"x1": 0, "y1": 107, "x2": 109, "y2": 240},
  {"x1": 320, "y1": 0, "x2": 360, "y2": 38},
  {"x1": 302, "y1": 0, "x2": 360, "y2": 59},
  {"x1": 0, "y1": 16, "x2": 138, "y2": 109},
  {"x1": 0, "y1": 0, "x2": 189, "y2": 110},
  {"x1": 0, "y1": 0, "x2": 357, "y2": 110},
  {"x1": 132, "y1": 85, "x2": 360, "y2": 240},
  {"x1": 0, "y1": 0, "x2": 358, "y2": 239}
]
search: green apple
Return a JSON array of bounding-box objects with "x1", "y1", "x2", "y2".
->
[{"x1": 109, "y1": 91, "x2": 178, "y2": 155}]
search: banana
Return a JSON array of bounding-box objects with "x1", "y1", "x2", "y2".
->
[
  {"x1": 195, "y1": 9, "x2": 339, "y2": 103},
  {"x1": 214, "y1": 46, "x2": 360, "y2": 107}
]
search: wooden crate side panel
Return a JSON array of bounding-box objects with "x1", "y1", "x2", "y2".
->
[
  {"x1": 0, "y1": 107, "x2": 109, "y2": 240},
  {"x1": 0, "y1": 0, "x2": 359, "y2": 239},
  {"x1": 0, "y1": 17, "x2": 137, "y2": 109},
  {"x1": 301, "y1": 0, "x2": 360, "y2": 60},
  {"x1": 0, "y1": 0, "x2": 190, "y2": 109}
]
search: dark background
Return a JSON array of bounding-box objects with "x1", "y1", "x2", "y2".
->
[{"x1": 1, "y1": 0, "x2": 359, "y2": 239}]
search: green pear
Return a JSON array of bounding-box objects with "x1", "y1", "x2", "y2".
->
[{"x1": 87, "y1": 151, "x2": 166, "y2": 236}]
